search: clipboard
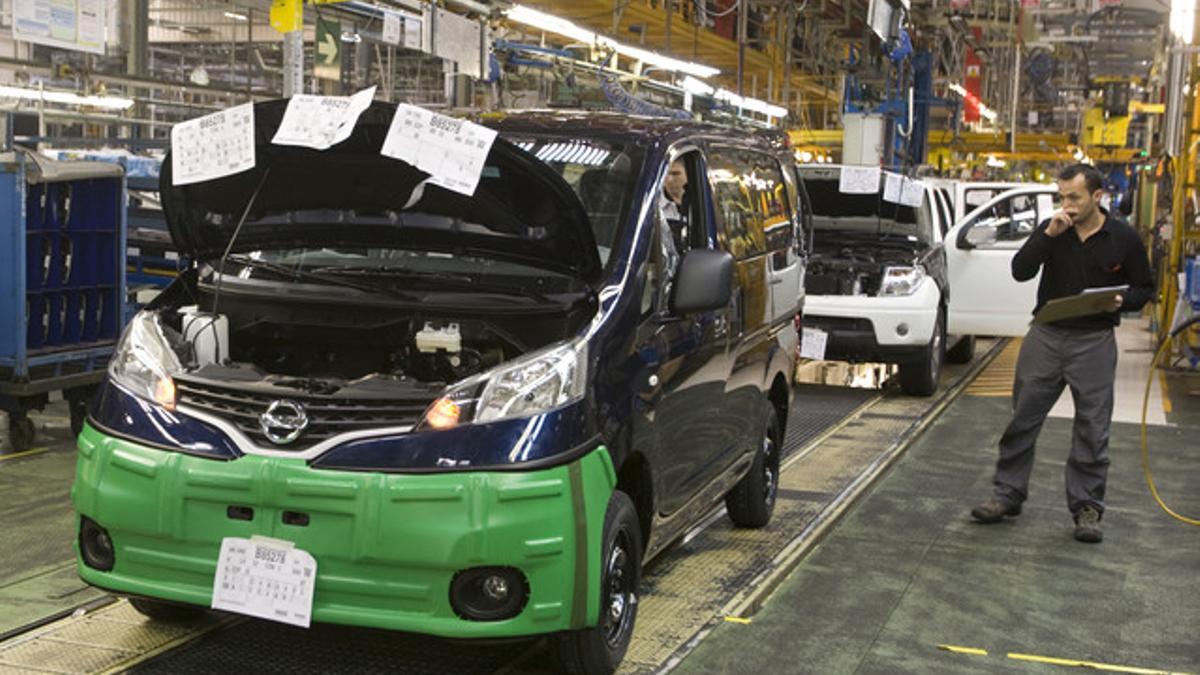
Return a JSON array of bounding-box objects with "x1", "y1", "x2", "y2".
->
[{"x1": 1032, "y1": 285, "x2": 1129, "y2": 325}]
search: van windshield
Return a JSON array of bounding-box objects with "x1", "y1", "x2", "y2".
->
[
  {"x1": 805, "y1": 178, "x2": 933, "y2": 243},
  {"x1": 500, "y1": 134, "x2": 642, "y2": 265}
]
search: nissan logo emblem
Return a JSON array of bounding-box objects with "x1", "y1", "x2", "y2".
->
[{"x1": 260, "y1": 400, "x2": 309, "y2": 445}]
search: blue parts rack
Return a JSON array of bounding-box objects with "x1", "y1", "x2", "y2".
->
[{"x1": 0, "y1": 149, "x2": 126, "y2": 450}]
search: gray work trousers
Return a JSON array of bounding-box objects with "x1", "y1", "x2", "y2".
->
[{"x1": 993, "y1": 323, "x2": 1118, "y2": 516}]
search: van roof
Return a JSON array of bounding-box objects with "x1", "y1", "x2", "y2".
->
[{"x1": 478, "y1": 109, "x2": 790, "y2": 151}]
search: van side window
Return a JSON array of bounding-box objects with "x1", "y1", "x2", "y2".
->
[
  {"x1": 707, "y1": 148, "x2": 775, "y2": 259},
  {"x1": 657, "y1": 152, "x2": 702, "y2": 254}
]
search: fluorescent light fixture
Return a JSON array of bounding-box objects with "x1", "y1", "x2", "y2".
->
[
  {"x1": 0, "y1": 85, "x2": 135, "y2": 111},
  {"x1": 681, "y1": 75, "x2": 715, "y2": 96},
  {"x1": 1172, "y1": 0, "x2": 1195, "y2": 43},
  {"x1": 713, "y1": 88, "x2": 788, "y2": 118},
  {"x1": 505, "y1": 5, "x2": 720, "y2": 78},
  {"x1": 223, "y1": 11, "x2": 248, "y2": 21}
]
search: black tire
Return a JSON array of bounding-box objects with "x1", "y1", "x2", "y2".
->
[
  {"x1": 899, "y1": 309, "x2": 945, "y2": 397},
  {"x1": 68, "y1": 398, "x2": 88, "y2": 437},
  {"x1": 128, "y1": 597, "x2": 207, "y2": 622},
  {"x1": 552, "y1": 491, "x2": 642, "y2": 675},
  {"x1": 946, "y1": 334, "x2": 975, "y2": 364},
  {"x1": 725, "y1": 407, "x2": 781, "y2": 528},
  {"x1": 9, "y1": 415, "x2": 35, "y2": 452}
]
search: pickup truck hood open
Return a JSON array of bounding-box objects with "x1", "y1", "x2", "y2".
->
[{"x1": 159, "y1": 99, "x2": 602, "y2": 283}]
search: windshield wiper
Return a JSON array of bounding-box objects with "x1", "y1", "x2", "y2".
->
[
  {"x1": 311, "y1": 265, "x2": 555, "y2": 304},
  {"x1": 311, "y1": 265, "x2": 474, "y2": 285},
  {"x1": 222, "y1": 256, "x2": 418, "y2": 302}
]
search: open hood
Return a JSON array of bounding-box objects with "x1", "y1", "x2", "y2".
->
[{"x1": 160, "y1": 99, "x2": 602, "y2": 283}]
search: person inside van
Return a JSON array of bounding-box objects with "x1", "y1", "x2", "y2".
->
[{"x1": 660, "y1": 159, "x2": 690, "y2": 249}]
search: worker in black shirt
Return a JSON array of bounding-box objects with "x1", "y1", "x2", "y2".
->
[{"x1": 971, "y1": 163, "x2": 1154, "y2": 543}]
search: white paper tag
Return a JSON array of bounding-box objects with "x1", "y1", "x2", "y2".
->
[
  {"x1": 271, "y1": 86, "x2": 376, "y2": 151},
  {"x1": 882, "y1": 172, "x2": 903, "y2": 204},
  {"x1": 900, "y1": 178, "x2": 925, "y2": 208},
  {"x1": 403, "y1": 17, "x2": 422, "y2": 50},
  {"x1": 838, "y1": 166, "x2": 881, "y2": 194},
  {"x1": 380, "y1": 104, "x2": 498, "y2": 196},
  {"x1": 382, "y1": 12, "x2": 402, "y2": 45},
  {"x1": 170, "y1": 103, "x2": 256, "y2": 186},
  {"x1": 800, "y1": 327, "x2": 828, "y2": 361},
  {"x1": 211, "y1": 536, "x2": 317, "y2": 628}
]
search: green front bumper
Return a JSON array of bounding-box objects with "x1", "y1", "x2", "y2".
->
[{"x1": 71, "y1": 425, "x2": 616, "y2": 638}]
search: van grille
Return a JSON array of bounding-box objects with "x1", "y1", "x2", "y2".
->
[{"x1": 175, "y1": 377, "x2": 432, "y2": 450}]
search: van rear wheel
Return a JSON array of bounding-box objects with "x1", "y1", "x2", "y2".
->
[
  {"x1": 725, "y1": 407, "x2": 781, "y2": 528},
  {"x1": 552, "y1": 490, "x2": 641, "y2": 675}
]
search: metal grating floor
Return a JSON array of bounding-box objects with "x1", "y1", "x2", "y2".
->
[{"x1": 129, "y1": 620, "x2": 533, "y2": 675}]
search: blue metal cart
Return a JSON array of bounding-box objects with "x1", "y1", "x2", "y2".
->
[{"x1": 0, "y1": 149, "x2": 126, "y2": 450}]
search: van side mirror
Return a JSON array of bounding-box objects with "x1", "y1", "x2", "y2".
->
[{"x1": 671, "y1": 249, "x2": 734, "y2": 314}]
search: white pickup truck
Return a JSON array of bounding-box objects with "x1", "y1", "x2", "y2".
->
[{"x1": 800, "y1": 165, "x2": 1056, "y2": 395}]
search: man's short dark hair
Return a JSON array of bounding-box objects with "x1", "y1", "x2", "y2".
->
[{"x1": 1058, "y1": 163, "x2": 1104, "y2": 193}]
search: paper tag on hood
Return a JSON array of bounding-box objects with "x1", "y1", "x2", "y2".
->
[
  {"x1": 838, "y1": 166, "x2": 880, "y2": 194},
  {"x1": 882, "y1": 171, "x2": 903, "y2": 204},
  {"x1": 170, "y1": 103, "x2": 255, "y2": 186},
  {"x1": 271, "y1": 86, "x2": 377, "y2": 151},
  {"x1": 379, "y1": 104, "x2": 498, "y2": 196},
  {"x1": 900, "y1": 177, "x2": 925, "y2": 207}
]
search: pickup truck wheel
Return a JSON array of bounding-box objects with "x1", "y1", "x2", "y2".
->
[
  {"x1": 899, "y1": 310, "x2": 944, "y2": 397},
  {"x1": 946, "y1": 334, "x2": 975, "y2": 364},
  {"x1": 129, "y1": 597, "x2": 207, "y2": 622},
  {"x1": 552, "y1": 490, "x2": 641, "y2": 675},
  {"x1": 725, "y1": 407, "x2": 781, "y2": 528}
]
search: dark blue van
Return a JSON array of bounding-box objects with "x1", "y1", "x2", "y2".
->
[{"x1": 74, "y1": 104, "x2": 804, "y2": 675}]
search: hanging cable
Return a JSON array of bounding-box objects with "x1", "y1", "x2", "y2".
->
[
  {"x1": 1140, "y1": 313, "x2": 1200, "y2": 526},
  {"x1": 694, "y1": 0, "x2": 741, "y2": 20}
]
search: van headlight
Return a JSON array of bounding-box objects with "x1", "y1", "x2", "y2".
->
[
  {"x1": 108, "y1": 311, "x2": 183, "y2": 411},
  {"x1": 419, "y1": 339, "x2": 587, "y2": 430},
  {"x1": 878, "y1": 265, "x2": 926, "y2": 297}
]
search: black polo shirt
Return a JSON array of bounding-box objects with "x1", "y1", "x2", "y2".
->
[{"x1": 1011, "y1": 212, "x2": 1154, "y2": 330}]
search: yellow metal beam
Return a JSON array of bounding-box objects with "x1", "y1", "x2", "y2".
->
[{"x1": 790, "y1": 129, "x2": 1077, "y2": 154}]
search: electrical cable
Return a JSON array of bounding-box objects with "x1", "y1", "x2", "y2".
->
[{"x1": 1140, "y1": 313, "x2": 1200, "y2": 526}]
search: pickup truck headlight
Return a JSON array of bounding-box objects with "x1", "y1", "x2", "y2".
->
[
  {"x1": 108, "y1": 311, "x2": 183, "y2": 410},
  {"x1": 420, "y1": 339, "x2": 587, "y2": 430},
  {"x1": 878, "y1": 265, "x2": 926, "y2": 297}
]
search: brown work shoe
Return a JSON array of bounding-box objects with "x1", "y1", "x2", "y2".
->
[
  {"x1": 1073, "y1": 506, "x2": 1103, "y2": 543},
  {"x1": 970, "y1": 497, "x2": 1021, "y2": 523}
]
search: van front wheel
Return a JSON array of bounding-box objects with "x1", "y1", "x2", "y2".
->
[
  {"x1": 128, "y1": 597, "x2": 206, "y2": 622},
  {"x1": 552, "y1": 490, "x2": 642, "y2": 675}
]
